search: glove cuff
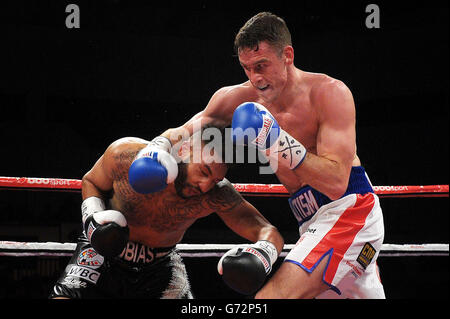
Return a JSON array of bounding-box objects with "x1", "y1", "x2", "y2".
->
[
  {"x1": 136, "y1": 135, "x2": 173, "y2": 161},
  {"x1": 81, "y1": 197, "x2": 105, "y2": 224},
  {"x1": 149, "y1": 136, "x2": 172, "y2": 153},
  {"x1": 267, "y1": 129, "x2": 307, "y2": 170},
  {"x1": 254, "y1": 240, "x2": 278, "y2": 267}
]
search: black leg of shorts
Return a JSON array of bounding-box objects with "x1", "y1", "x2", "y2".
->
[{"x1": 49, "y1": 237, "x2": 192, "y2": 299}]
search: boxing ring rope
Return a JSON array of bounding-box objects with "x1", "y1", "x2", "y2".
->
[
  {"x1": 0, "y1": 242, "x2": 448, "y2": 258},
  {"x1": 1, "y1": 176, "x2": 449, "y2": 197},
  {"x1": 0, "y1": 176, "x2": 448, "y2": 257}
]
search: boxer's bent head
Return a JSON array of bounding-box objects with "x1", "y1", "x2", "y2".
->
[{"x1": 175, "y1": 126, "x2": 230, "y2": 198}]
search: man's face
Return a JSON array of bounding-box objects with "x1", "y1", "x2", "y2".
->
[
  {"x1": 175, "y1": 141, "x2": 228, "y2": 199},
  {"x1": 238, "y1": 41, "x2": 290, "y2": 103}
]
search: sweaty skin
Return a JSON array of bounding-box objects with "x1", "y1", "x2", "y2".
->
[
  {"x1": 163, "y1": 42, "x2": 359, "y2": 200},
  {"x1": 162, "y1": 41, "x2": 361, "y2": 298},
  {"x1": 81, "y1": 137, "x2": 284, "y2": 252}
]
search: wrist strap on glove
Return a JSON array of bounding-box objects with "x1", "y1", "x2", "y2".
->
[
  {"x1": 148, "y1": 136, "x2": 172, "y2": 153},
  {"x1": 81, "y1": 196, "x2": 105, "y2": 224}
]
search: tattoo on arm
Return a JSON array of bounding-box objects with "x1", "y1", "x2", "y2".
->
[{"x1": 206, "y1": 180, "x2": 244, "y2": 213}]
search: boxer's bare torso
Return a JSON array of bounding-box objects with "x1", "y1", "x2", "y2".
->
[
  {"x1": 245, "y1": 70, "x2": 361, "y2": 194},
  {"x1": 175, "y1": 69, "x2": 359, "y2": 195},
  {"x1": 85, "y1": 138, "x2": 243, "y2": 249}
]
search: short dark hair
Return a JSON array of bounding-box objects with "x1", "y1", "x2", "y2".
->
[{"x1": 234, "y1": 12, "x2": 292, "y2": 56}]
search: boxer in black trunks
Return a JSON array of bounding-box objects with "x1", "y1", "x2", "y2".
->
[{"x1": 50, "y1": 127, "x2": 284, "y2": 298}]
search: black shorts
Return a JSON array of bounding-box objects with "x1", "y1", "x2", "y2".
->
[{"x1": 49, "y1": 236, "x2": 193, "y2": 299}]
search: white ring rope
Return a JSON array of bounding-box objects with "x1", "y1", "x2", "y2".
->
[{"x1": 0, "y1": 241, "x2": 448, "y2": 258}]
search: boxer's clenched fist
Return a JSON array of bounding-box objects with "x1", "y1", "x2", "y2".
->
[
  {"x1": 218, "y1": 240, "x2": 278, "y2": 295},
  {"x1": 82, "y1": 197, "x2": 129, "y2": 258}
]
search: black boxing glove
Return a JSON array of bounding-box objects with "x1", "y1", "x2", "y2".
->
[
  {"x1": 81, "y1": 197, "x2": 129, "y2": 258},
  {"x1": 217, "y1": 241, "x2": 278, "y2": 295}
]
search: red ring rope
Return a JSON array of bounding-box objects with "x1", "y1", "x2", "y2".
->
[{"x1": 0, "y1": 176, "x2": 448, "y2": 198}]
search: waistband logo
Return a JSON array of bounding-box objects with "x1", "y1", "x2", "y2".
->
[
  {"x1": 290, "y1": 189, "x2": 319, "y2": 224},
  {"x1": 118, "y1": 241, "x2": 155, "y2": 264}
]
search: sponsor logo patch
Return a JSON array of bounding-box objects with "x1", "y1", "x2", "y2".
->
[
  {"x1": 357, "y1": 242, "x2": 376, "y2": 269},
  {"x1": 77, "y1": 247, "x2": 104, "y2": 269},
  {"x1": 251, "y1": 114, "x2": 274, "y2": 148},
  {"x1": 67, "y1": 265, "x2": 101, "y2": 284}
]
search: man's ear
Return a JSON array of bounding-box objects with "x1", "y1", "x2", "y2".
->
[{"x1": 283, "y1": 45, "x2": 294, "y2": 65}]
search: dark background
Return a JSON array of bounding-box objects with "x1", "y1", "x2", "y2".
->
[{"x1": 0, "y1": 0, "x2": 448, "y2": 299}]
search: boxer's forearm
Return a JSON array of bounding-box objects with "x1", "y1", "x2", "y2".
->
[
  {"x1": 161, "y1": 110, "x2": 230, "y2": 147},
  {"x1": 161, "y1": 111, "x2": 202, "y2": 145},
  {"x1": 292, "y1": 152, "x2": 351, "y2": 200},
  {"x1": 161, "y1": 127, "x2": 187, "y2": 146},
  {"x1": 81, "y1": 174, "x2": 108, "y2": 201},
  {"x1": 219, "y1": 200, "x2": 284, "y2": 256}
]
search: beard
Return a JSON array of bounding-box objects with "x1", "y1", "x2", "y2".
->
[
  {"x1": 175, "y1": 162, "x2": 204, "y2": 199},
  {"x1": 174, "y1": 162, "x2": 189, "y2": 199},
  {"x1": 174, "y1": 162, "x2": 199, "y2": 199}
]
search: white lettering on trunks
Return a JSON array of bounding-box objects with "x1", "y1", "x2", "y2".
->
[
  {"x1": 118, "y1": 241, "x2": 155, "y2": 264},
  {"x1": 67, "y1": 265, "x2": 100, "y2": 284},
  {"x1": 290, "y1": 190, "x2": 319, "y2": 223}
]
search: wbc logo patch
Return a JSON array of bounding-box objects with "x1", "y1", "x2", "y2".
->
[{"x1": 77, "y1": 247, "x2": 104, "y2": 269}]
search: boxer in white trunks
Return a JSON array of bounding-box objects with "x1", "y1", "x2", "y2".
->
[{"x1": 162, "y1": 12, "x2": 385, "y2": 299}]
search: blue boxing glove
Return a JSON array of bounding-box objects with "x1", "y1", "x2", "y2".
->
[
  {"x1": 231, "y1": 102, "x2": 307, "y2": 170},
  {"x1": 231, "y1": 101, "x2": 281, "y2": 149},
  {"x1": 128, "y1": 136, "x2": 178, "y2": 194}
]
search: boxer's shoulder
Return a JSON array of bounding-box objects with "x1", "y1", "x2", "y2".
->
[
  {"x1": 109, "y1": 137, "x2": 149, "y2": 149},
  {"x1": 107, "y1": 137, "x2": 148, "y2": 155},
  {"x1": 104, "y1": 138, "x2": 149, "y2": 170},
  {"x1": 308, "y1": 74, "x2": 352, "y2": 107}
]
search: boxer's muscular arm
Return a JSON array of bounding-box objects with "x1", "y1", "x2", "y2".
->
[
  {"x1": 294, "y1": 80, "x2": 356, "y2": 200},
  {"x1": 81, "y1": 139, "x2": 127, "y2": 200},
  {"x1": 82, "y1": 155, "x2": 113, "y2": 201},
  {"x1": 161, "y1": 85, "x2": 246, "y2": 144},
  {"x1": 81, "y1": 140, "x2": 132, "y2": 258},
  {"x1": 218, "y1": 201, "x2": 284, "y2": 255},
  {"x1": 213, "y1": 182, "x2": 284, "y2": 255}
]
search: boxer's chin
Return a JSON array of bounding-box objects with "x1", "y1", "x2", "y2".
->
[
  {"x1": 182, "y1": 185, "x2": 202, "y2": 198},
  {"x1": 176, "y1": 186, "x2": 199, "y2": 199},
  {"x1": 257, "y1": 88, "x2": 276, "y2": 104},
  {"x1": 177, "y1": 187, "x2": 190, "y2": 199}
]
